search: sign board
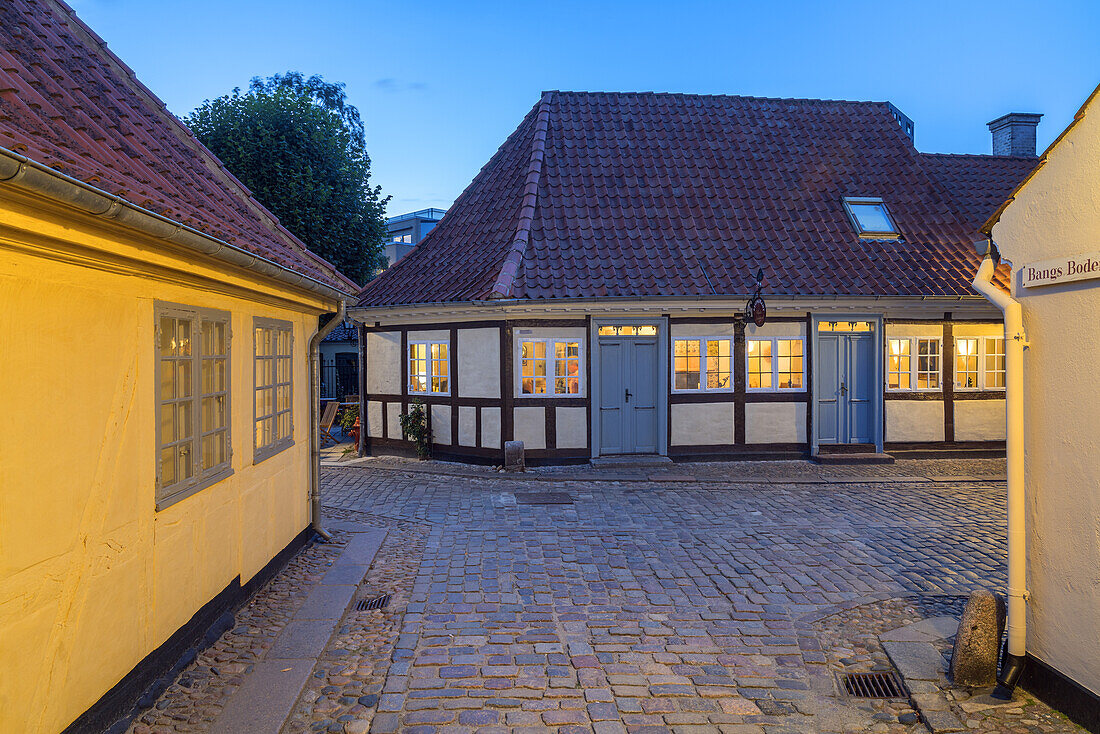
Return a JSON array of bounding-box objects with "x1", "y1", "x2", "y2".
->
[
  {"x1": 1021, "y1": 251, "x2": 1100, "y2": 288},
  {"x1": 752, "y1": 298, "x2": 767, "y2": 327}
]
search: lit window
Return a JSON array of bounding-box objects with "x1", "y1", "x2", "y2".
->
[
  {"x1": 157, "y1": 304, "x2": 232, "y2": 508},
  {"x1": 672, "y1": 338, "x2": 731, "y2": 392},
  {"x1": 843, "y1": 197, "x2": 900, "y2": 238},
  {"x1": 985, "y1": 337, "x2": 1005, "y2": 388},
  {"x1": 886, "y1": 337, "x2": 940, "y2": 391},
  {"x1": 818, "y1": 320, "x2": 873, "y2": 332},
  {"x1": 955, "y1": 336, "x2": 1005, "y2": 390},
  {"x1": 519, "y1": 339, "x2": 583, "y2": 396},
  {"x1": 598, "y1": 325, "x2": 659, "y2": 336},
  {"x1": 955, "y1": 338, "x2": 979, "y2": 389},
  {"x1": 254, "y1": 318, "x2": 293, "y2": 461},
  {"x1": 747, "y1": 338, "x2": 805, "y2": 391},
  {"x1": 887, "y1": 339, "x2": 911, "y2": 389},
  {"x1": 409, "y1": 340, "x2": 449, "y2": 395}
]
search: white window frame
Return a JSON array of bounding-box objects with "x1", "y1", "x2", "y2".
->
[
  {"x1": 745, "y1": 337, "x2": 807, "y2": 392},
  {"x1": 671, "y1": 337, "x2": 734, "y2": 393},
  {"x1": 515, "y1": 338, "x2": 585, "y2": 397},
  {"x1": 408, "y1": 339, "x2": 450, "y2": 396},
  {"x1": 254, "y1": 317, "x2": 294, "y2": 463},
  {"x1": 156, "y1": 303, "x2": 233, "y2": 510},
  {"x1": 842, "y1": 196, "x2": 901, "y2": 239},
  {"x1": 955, "y1": 336, "x2": 1006, "y2": 391},
  {"x1": 885, "y1": 337, "x2": 942, "y2": 392}
]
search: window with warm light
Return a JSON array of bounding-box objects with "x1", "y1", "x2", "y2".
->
[
  {"x1": 597, "y1": 325, "x2": 659, "y2": 336},
  {"x1": 409, "y1": 340, "x2": 449, "y2": 395},
  {"x1": 746, "y1": 338, "x2": 805, "y2": 391},
  {"x1": 518, "y1": 339, "x2": 582, "y2": 396},
  {"x1": 955, "y1": 336, "x2": 1005, "y2": 390},
  {"x1": 157, "y1": 304, "x2": 233, "y2": 508},
  {"x1": 843, "y1": 197, "x2": 900, "y2": 238},
  {"x1": 886, "y1": 337, "x2": 940, "y2": 391},
  {"x1": 672, "y1": 338, "x2": 732, "y2": 392}
]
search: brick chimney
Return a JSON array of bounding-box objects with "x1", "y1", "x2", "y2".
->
[{"x1": 987, "y1": 113, "x2": 1042, "y2": 156}]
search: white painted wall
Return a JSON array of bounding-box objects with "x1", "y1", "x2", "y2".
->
[
  {"x1": 885, "y1": 401, "x2": 945, "y2": 442},
  {"x1": 556, "y1": 407, "x2": 587, "y2": 449},
  {"x1": 745, "y1": 403, "x2": 806, "y2": 444},
  {"x1": 670, "y1": 403, "x2": 734, "y2": 446},
  {"x1": 512, "y1": 406, "x2": 545, "y2": 449},
  {"x1": 386, "y1": 402, "x2": 401, "y2": 439},
  {"x1": 885, "y1": 323, "x2": 943, "y2": 339},
  {"x1": 670, "y1": 322, "x2": 735, "y2": 338},
  {"x1": 430, "y1": 404, "x2": 451, "y2": 445},
  {"x1": 366, "y1": 400, "x2": 383, "y2": 438},
  {"x1": 458, "y1": 406, "x2": 477, "y2": 446},
  {"x1": 954, "y1": 400, "x2": 1006, "y2": 441},
  {"x1": 458, "y1": 328, "x2": 500, "y2": 398},
  {"x1": 365, "y1": 331, "x2": 401, "y2": 394},
  {"x1": 745, "y1": 321, "x2": 805, "y2": 338},
  {"x1": 481, "y1": 407, "x2": 502, "y2": 449},
  {"x1": 991, "y1": 91, "x2": 1100, "y2": 696}
]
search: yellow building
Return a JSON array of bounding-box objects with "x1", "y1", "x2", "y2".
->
[
  {"x1": 0, "y1": 2, "x2": 354, "y2": 732},
  {"x1": 982, "y1": 83, "x2": 1100, "y2": 730}
]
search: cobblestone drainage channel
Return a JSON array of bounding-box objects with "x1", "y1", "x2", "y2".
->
[
  {"x1": 354, "y1": 593, "x2": 391, "y2": 611},
  {"x1": 842, "y1": 671, "x2": 908, "y2": 699}
]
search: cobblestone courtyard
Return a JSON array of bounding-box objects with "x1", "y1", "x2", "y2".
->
[{"x1": 130, "y1": 460, "x2": 1082, "y2": 734}]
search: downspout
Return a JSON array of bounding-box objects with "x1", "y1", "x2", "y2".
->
[
  {"x1": 971, "y1": 250, "x2": 1029, "y2": 698},
  {"x1": 309, "y1": 301, "x2": 346, "y2": 541}
]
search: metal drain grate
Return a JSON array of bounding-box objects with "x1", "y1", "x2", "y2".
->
[
  {"x1": 355, "y1": 594, "x2": 391, "y2": 611},
  {"x1": 841, "y1": 672, "x2": 907, "y2": 699},
  {"x1": 515, "y1": 492, "x2": 573, "y2": 505}
]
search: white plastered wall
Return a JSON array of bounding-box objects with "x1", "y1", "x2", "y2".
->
[
  {"x1": 670, "y1": 403, "x2": 734, "y2": 446},
  {"x1": 745, "y1": 403, "x2": 806, "y2": 443},
  {"x1": 990, "y1": 92, "x2": 1100, "y2": 696},
  {"x1": 458, "y1": 328, "x2": 500, "y2": 398},
  {"x1": 556, "y1": 407, "x2": 587, "y2": 449},
  {"x1": 513, "y1": 406, "x2": 545, "y2": 449},
  {"x1": 885, "y1": 401, "x2": 945, "y2": 442},
  {"x1": 365, "y1": 331, "x2": 400, "y2": 394}
]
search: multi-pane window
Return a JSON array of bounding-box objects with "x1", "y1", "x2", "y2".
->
[
  {"x1": 157, "y1": 304, "x2": 231, "y2": 508},
  {"x1": 672, "y1": 338, "x2": 732, "y2": 391},
  {"x1": 519, "y1": 339, "x2": 582, "y2": 395},
  {"x1": 886, "y1": 337, "x2": 940, "y2": 390},
  {"x1": 409, "y1": 340, "x2": 449, "y2": 395},
  {"x1": 985, "y1": 337, "x2": 1005, "y2": 388},
  {"x1": 955, "y1": 338, "x2": 980, "y2": 389},
  {"x1": 887, "y1": 339, "x2": 911, "y2": 389},
  {"x1": 955, "y1": 336, "x2": 1005, "y2": 390},
  {"x1": 747, "y1": 338, "x2": 805, "y2": 391},
  {"x1": 254, "y1": 318, "x2": 293, "y2": 460}
]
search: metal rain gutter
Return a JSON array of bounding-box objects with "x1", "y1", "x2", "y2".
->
[
  {"x1": 0, "y1": 147, "x2": 354, "y2": 303},
  {"x1": 308, "y1": 301, "x2": 346, "y2": 541}
]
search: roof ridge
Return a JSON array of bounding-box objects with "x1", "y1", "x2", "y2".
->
[
  {"x1": 542, "y1": 89, "x2": 890, "y2": 106},
  {"x1": 921, "y1": 151, "x2": 1036, "y2": 160},
  {"x1": 488, "y1": 90, "x2": 552, "y2": 299}
]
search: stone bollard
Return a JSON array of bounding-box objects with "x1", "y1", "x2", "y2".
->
[
  {"x1": 504, "y1": 440, "x2": 525, "y2": 472},
  {"x1": 950, "y1": 588, "x2": 1007, "y2": 687}
]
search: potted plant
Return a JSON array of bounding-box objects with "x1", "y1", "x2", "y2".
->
[{"x1": 399, "y1": 399, "x2": 432, "y2": 459}]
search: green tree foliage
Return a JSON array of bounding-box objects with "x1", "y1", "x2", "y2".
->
[{"x1": 186, "y1": 72, "x2": 388, "y2": 284}]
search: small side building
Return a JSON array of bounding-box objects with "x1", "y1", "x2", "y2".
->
[
  {"x1": 0, "y1": 2, "x2": 355, "y2": 731},
  {"x1": 986, "y1": 84, "x2": 1100, "y2": 729}
]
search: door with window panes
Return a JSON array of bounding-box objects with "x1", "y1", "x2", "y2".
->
[{"x1": 597, "y1": 325, "x2": 659, "y2": 455}]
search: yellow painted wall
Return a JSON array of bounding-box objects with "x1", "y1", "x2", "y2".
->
[
  {"x1": 991, "y1": 90, "x2": 1100, "y2": 697},
  {"x1": 0, "y1": 189, "x2": 335, "y2": 732}
]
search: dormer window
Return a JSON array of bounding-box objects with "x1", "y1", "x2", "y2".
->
[{"x1": 843, "y1": 197, "x2": 900, "y2": 239}]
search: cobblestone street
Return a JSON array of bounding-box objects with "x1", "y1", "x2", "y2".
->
[{"x1": 130, "y1": 459, "x2": 1083, "y2": 733}]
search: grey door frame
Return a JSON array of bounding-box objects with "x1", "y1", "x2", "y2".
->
[
  {"x1": 810, "y1": 314, "x2": 884, "y2": 455},
  {"x1": 590, "y1": 317, "x2": 669, "y2": 458}
]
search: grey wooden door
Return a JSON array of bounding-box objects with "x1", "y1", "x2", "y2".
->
[
  {"x1": 816, "y1": 332, "x2": 875, "y2": 444},
  {"x1": 599, "y1": 337, "x2": 659, "y2": 454}
]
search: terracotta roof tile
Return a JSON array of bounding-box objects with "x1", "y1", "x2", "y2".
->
[
  {"x1": 359, "y1": 93, "x2": 1034, "y2": 306},
  {"x1": 0, "y1": 0, "x2": 354, "y2": 293}
]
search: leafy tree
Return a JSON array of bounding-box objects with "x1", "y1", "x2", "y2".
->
[{"x1": 186, "y1": 72, "x2": 388, "y2": 284}]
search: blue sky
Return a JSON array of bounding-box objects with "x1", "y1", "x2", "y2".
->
[{"x1": 72, "y1": 0, "x2": 1099, "y2": 214}]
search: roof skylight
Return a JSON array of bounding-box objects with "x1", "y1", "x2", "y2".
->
[{"x1": 843, "y1": 197, "x2": 900, "y2": 239}]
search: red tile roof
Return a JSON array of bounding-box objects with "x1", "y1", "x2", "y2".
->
[
  {"x1": 919, "y1": 153, "x2": 1038, "y2": 231},
  {"x1": 359, "y1": 91, "x2": 1031, "y2": 307},
  {"x1": 0, "y1": 0, "x2": 355, "y2": 293}
]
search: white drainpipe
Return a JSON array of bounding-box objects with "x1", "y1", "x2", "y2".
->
[{"x1": 971, "y1": 250, "x2": 1029, "y2": 698}]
